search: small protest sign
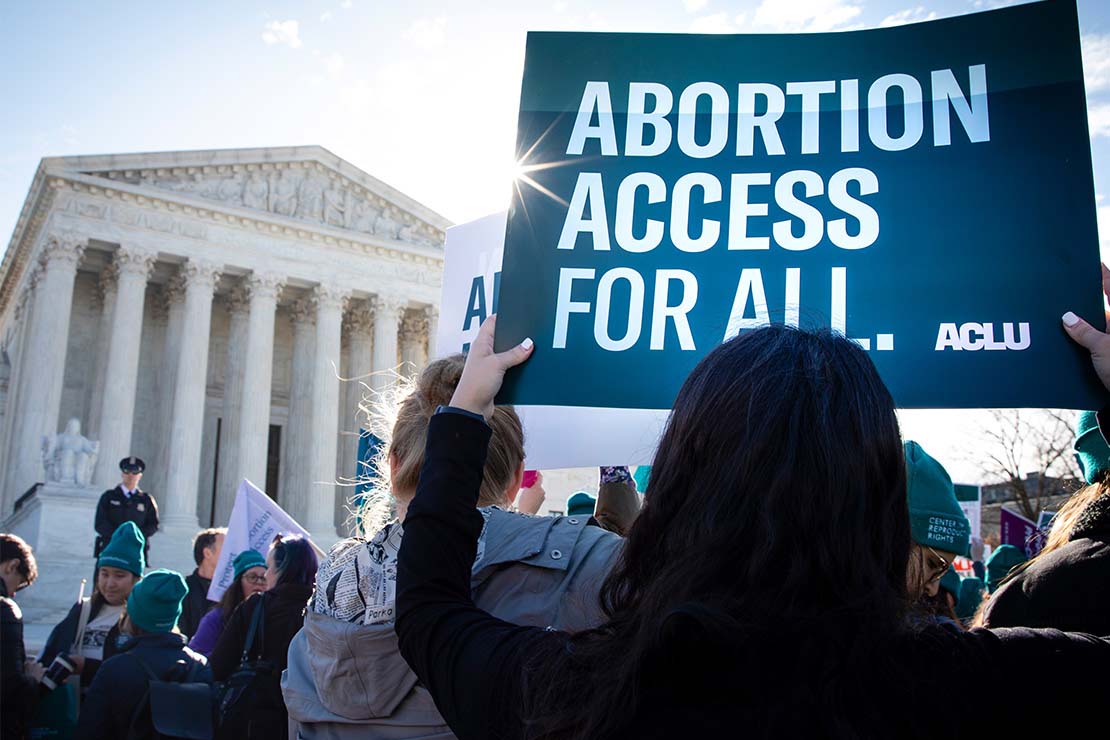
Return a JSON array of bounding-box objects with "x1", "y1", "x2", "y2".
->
[
  {"x1": 495, "y1": 0, "x2": 1103, "y2": 411},
  {"x1": 999, "y1": 507, "x2": 1039, "y2": 558},
  {"x1": 954, "y1": 484, "x2": 982, "y2": 540},
  {"x1": 207, "y1": 479, "x2": 311, "y2": 602}
]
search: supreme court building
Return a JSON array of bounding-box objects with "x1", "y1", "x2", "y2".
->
[{"x1": 0, "y1": 146, "x2": 447, "y2": 617}]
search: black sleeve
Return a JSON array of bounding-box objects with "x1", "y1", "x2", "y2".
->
[
  {"x1": 396, "y1": 411, "x2": 567, "y2": 740},
  {"x1": 142, "y1": 494, "x2": 159, "y2": 538},
  {"x1": 94, "y1": 492, "x2": 115, "y2": 540},
  {"x1": 39, "y1": 602, "x2": 81, "y2": 666},
  {"x1": 209, "y1": 601, "x2": 249, "y2": 681},
  {"x1": 0, "y1": 599, "x2": 38, "y2": 718},
  {"x1": 74, "y1": 655, "x2": 143, "y2": 740}
]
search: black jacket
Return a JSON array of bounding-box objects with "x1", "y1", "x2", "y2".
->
[
  {"x1": 73, "y1": 632, "x2": 209, "y2": 740},
  {"x1": 1, "y1": 580, "x2": 38, "y2": 740},
  {"x1": 210, "y1": 583, "x2": 313, "y2": 740},
  {"x1": 396, "y1": 412, "x2": 1110, "y2": 740},
  {"x1": 981, "y1": 494, "x2": 1110, "y2": 634},
  {"x1": 179, "y1": 570, "x2": 214, "y2": 639},
  {"x1": 39, "y1": 598, "x2": 122, "y2": 690},
  {"x1": 94, "y1": 486, "x2": 159, "y2": 557}
]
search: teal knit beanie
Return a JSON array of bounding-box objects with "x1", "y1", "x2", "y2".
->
[
  {"x1": 938, "y1": 566, "x2": 961, "y2": 606},
  {"x1": 126, "y1": 569, "x2": 187, "y2": 633},
  {"x1": 1073, "y1": 411, "x2": 1110, "y2": 485},
  {"x1": 985, "y1": 544, "x2": 1027, "y2": 593},
  {"x1": 232, "y1": 549, "x2": 266, "y2": 581},
  {"x1": 633, "y1": 466, "x2": 651, "y2": 494},
  {"x1": 97, "y1": 522, "x2": 146, "y2": 576},
  {"x1": 904, "y1": 441, "x2": 971, "y2": 557},
  {"x1": 566, "y1": 491, "x2": 596, "y2": 517},
  {"x1": 955, "y1": 577, "x2": 984, "y2": 622}
]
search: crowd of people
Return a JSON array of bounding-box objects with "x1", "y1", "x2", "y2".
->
[{"x1": 2, "y1": 289, "x2": 1110, "y2": 739}]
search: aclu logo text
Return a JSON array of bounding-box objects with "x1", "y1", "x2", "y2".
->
[{"x1": 935, "y1": 322, "x2": 1030, "y2": 351}]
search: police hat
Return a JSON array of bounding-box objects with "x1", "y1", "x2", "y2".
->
[{"x1": 119, "y1": 456, "x2": 146, "y2": 473}]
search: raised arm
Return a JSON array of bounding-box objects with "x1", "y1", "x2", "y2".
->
[{"x1": 395, "y1": 317, "x2": 563, "y2": 740}]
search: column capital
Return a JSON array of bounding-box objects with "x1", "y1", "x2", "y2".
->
[
  {"x1": 180, "y1": 259, "x2": 222, "y2": 293},
  {"x1": 400, "y1": 309, "x2": 429, "y2": 343},
  {"x1": 289, "y1": 297, "x2": 316, "y2": 326},
  {"x1": 245, "y1": 271, "x2": 286, "y2": 302},
  {"x1": 40, "y1": 232, "x2": 87, "y2": 270},
  {"x1": 164, "y1": 270, "x2": 187, "y2": 306},
  {"x1": 343, "y1": 301, "x2": 374, "y2": 336},
  {"x1": 114, "y1": 245, "x2": 157, "y2": 278},
  {"x1": 313, "y1": 284, "x2": 350, "y2": 312},
  {"x1": 224, "y1": 283, "x2": 250, "y2": 315},
  {"x1": 424, "y1": 304, "x2": 440, "y2": 321},
  {"x1": 370, "y1": 293, "x2": 406, "y2": 321}
]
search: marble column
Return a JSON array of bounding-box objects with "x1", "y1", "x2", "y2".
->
[
  {"x1": 93, "y1": 245, "x2": 156, "y2": 486},
  {"x1": 214, "y1": 287, "x2": 249, "y2": 526},
  {"x1": 150, "y1": 273, "x2": 186, "y2": 501},
  {"x1": 0, "y1": 288, "x2": 36, "y2": 514},
  {"x1": 162, "y1": 259, "x2": 221, "y2": 532},
  {"x1": 85, "y1": 264, "x2": 118, "y2": 437},
  {"x1": 235, "y1": 272, "x2": 284, "y2": 492},
  {"x1": 369, "y1": 294, "x2": 405, "y2": 393},
  {"x1": 281, "y1": 299, "x2": 315, "y2": 525},
  {"x1": 305, "y1": 285, "x2": 349, "y2": 540},
  {"x1": 399, "y1": 309, "x2": 429, "y2": 377},
  {"x1": 341, "y1": 304, "x2": 374, "y2": 486},
  {"x1": 425, "y1": 305, "x2": 440, "y2": 360},
  {"x1": 9, "y1": 234, "x2": 85, "y2": 499}
]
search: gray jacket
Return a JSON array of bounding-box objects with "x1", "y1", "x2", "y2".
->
[{"x1": 282, "y1": 510, "x2": 622, "y2": 739}]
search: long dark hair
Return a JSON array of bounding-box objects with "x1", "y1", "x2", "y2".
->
[
  {"x1": 271, "y1": 535, "x2": 317, "y2": 588},
  {"x1": 216, "y1": 571, "x2": 252, "y2": 620},
  {"x1": 525, "y1": 326, "x2": 911, "y2": 739}
]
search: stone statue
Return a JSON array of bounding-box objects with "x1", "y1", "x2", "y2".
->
[
  {"x1": 323, "y1": 182, "x2": 347, "y2": 227},
  {"x1": 348, "y1": 198, "x2": 379, "y2": 233},
  {"x1": 42, "y1": 418, "x2": 99, "y2": 487},
  {"x1": 297, "y1": 174, "x2": 326, "y2": 221},
  {"x1": 216, "y1": 174, "x2": 244, "y2": 204},
  {"x1": 272, "y1": 170, "x2": 300, "y2": 217},
  {"x1": 374, "y1": 209, "x2": 400, "y2": 239},
  {"x1": 243, "y1": 171, "x2": 270, "y2": 211}
]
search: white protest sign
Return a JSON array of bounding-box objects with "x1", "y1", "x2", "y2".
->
[
  {"x1": 206, "y1": 479, "x2": 311, "y2": 601},
  {"x1": 439, "y1": 212, "x2": 669, "y2": 470}
]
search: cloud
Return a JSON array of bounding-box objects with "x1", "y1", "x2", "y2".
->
[
  {"x1": 690, "y1": 12, "x2": 745, "y2": 33},
  {"x1": 403, "y1": 16, "x2": 447, "y2": 49},
  {"x1": 341, "y1": 0, "x2": 352, "y2": 7},
  {"x1": 1089, "y1": 102, "x2": 1110, "y2": 139},
  {"x1": 261, "y1": 20, "x2": 302, "y2": 48},
  {"x1": 684, "y1": 0, "x2": 708, "y2": 13},
  {"x1": 325, "y1": 52, "x2": 345, "y2": 77},
  {"x1": 752, "y1": 0, "x2": 861, "y2": 32},
  {"x1": 320, "y1": 10, "x2": 333, "y2": 22},
  {"x1": 879, "y1": 6, "x2": 937, "y2": 27},
  {"x1": 1083, "y1": 34, "x2": 1110, "y2": 94},
  {"x1": 553, "y1": 1, "x2": 568, "y2": 11}
]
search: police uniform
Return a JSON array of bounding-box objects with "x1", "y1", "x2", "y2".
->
[{"x1": 93, "y1": 457, "x2": 159, "y2": 559}]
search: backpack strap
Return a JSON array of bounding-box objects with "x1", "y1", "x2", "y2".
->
[{"x1": 239, "y1": 593, "x2": 266, "y2": 665}]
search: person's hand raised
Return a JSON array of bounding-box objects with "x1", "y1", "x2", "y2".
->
[
  {"x1": 449, "y1": 315, "x2": 533, "y2": 420},
  {"x1": 1063, "y1": 263, "x2": 1110, "y2": 392}
]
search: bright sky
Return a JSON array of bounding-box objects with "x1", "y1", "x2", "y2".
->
[{"x1": 2, "y1": 0, "x2": 1108, "y2": 483}]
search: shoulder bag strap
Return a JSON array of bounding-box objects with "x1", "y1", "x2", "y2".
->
[{"x1": 239, "y1": 593, "x2": 266, "y2": 665}]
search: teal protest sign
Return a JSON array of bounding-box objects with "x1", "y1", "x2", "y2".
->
[{"x1": 495, "y1": 0, "x2": 1104, "y2": 410}]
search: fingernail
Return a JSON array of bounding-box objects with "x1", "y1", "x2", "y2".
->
[
  {"x1": 1062, "y1": 311, "x2": 1080, "y2": 327},
  {"x1": 521, "y1": 337, "x2": 534, "y2": 350}
]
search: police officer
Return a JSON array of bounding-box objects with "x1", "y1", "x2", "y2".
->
[{"x1": 94, "y1": 457, "x2": 159, "y2": 561}]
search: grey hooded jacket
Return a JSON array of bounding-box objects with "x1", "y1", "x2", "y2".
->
[{"x1": 282, "y1": 509, "x2": 623, "y2": 739}]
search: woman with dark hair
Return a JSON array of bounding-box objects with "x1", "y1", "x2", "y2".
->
[
  {"x1": 189, "y1": 549, "x2": 267, "y2": 656},
  {"x1": 210, "y1": 534, "x2": 317, "y2": 740},
  {"x1": 395, "y1": 317, "x2": 1110, "y2": 740},
  {"x1": 39, "y1": 523, "x2": 145, "y2": 696}
]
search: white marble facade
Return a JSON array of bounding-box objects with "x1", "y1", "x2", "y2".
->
[{"x1": 0, "y1": 146, "x2": 446, "y2": 583}]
